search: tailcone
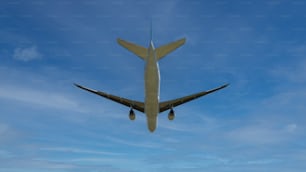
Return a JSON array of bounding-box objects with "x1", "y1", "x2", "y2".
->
[{"x1": 147, "y1": 117, "x2": 157, "y2": 133}]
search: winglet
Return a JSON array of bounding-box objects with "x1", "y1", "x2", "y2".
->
[
  {"x1": 220, "y1": 83, "x2": 230, "y2": 89},
  {"x1": 74, "y1": 83, "x2": 98, "y2": 93},
  {"x1": 74, "y1": 83, "x2": 81, "y2": 88},
  {"x1": 74, "y1": 83, "x2": 84, "y2": 89}
]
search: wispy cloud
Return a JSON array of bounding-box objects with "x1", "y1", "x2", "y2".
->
[
  {"x1": 271, "y1": 61, "x2": 306, "y2": 84},
  {"x1": 40, "y1": 147, "x2": 124, "y2": 156},
  {"x1": 225, "y1": 90, "x2": 303, "y2": 145},
  {"x1": 0, "y1": 149, "x2": 13, "y2": 158},
  {"x1": 0, "y1": 123, "x2": 19, "y2": 145},
  {"x1": 246, "y1": 159, "x2": 282, "y2": 165},
  {"x1": 0, "y1": 64, "x2": 92, "y2": 114},
  {"x1": 103, "y1": 134, "x2": 162, "y2": 149},
  {"x1": 270, "y1": 45, "x2": 306, "y2": 83},
  {"x1": 0, "y1": 158, "x2": 76, "y2": 170},
  {"x1": 227, "y1": 123, "x2": 297, "y2": 145},
  {"x1": 13, "y1": 46, "x2": 42, "y2": 62},
  {"x1": 0, "y1": 84, "x2": 82, "y2": 112}
]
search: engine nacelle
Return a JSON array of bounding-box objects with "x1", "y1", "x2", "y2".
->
[
  {"x1": 168, "y1": 109, "x2": 175, "y2": 120},
  {"x1": 129, "y1": 109, "x2": 136, "y2": 120}
]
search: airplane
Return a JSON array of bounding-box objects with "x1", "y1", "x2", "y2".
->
[{"x1": 74, "y1": 36, "x2": 228, "y2": 132}]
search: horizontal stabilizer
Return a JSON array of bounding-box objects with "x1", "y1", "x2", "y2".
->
[
  {"x1": 156, "y1": 38, "x2": 186, "y2": 60},
  {"x1": 117, "y1": 38, "x2": 147, "y2": 60}
]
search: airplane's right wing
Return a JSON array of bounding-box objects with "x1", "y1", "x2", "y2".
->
[
  {"x1": 159, "y1": 84, "x2": 229, "y2": 113},
  {"x1": 74, "y1": 83, "x2": 145, "y2": 113}
]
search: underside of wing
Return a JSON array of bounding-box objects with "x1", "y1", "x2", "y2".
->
[
  {"x1": 159, "y1": 84, "x2": 229, "y2": 113},
  {"x1": 74, "y1": 83, "x2": 145, "y2": 113}
]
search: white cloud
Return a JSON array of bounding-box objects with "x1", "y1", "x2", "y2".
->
[
  {"x1": 0, "y1": 123, "x2": 18, "y2": 145},
  {"x1": 0, "y1": 123, "x2": 10, "y2": 136},
  {"x1": 285, "y1": 123, "x2": 297, "y2": 133},
  {"x1": 227, "y1": 122, "x2": 300, "y2": 145},
  {"x1": 103, "y1": 134, "x2": 162, "y2": 149},
  {"x1": 271, "y1": 63, "x2": 306, "y2": 84},
  {"x1": 0, "y1": 85, "x2": 83, "y2": 113},
  {"x1": 40, "y1": 147, "x2": 124, "y2": 156},
  {"x1": 0, "y1": 66, "x2": 125, "y2": 123},
  {"x1": 228, "y1": 125, "x2": 279, "y2": 145},
  {"x1": 270, "y1": 45, "x2": 306, "y2": 83},
  {"x1": 0, "y1": 149, "x2": 13, "y2": 158},
  {"x1": 13, "y1": 46, "x2": 42, "y2": 62},
  {"x1": 247, "y1": 159, "x2": 281, "y2": 165},
  {"x1": 0, "y1": 158, "x2": 76, "y2": 170}
]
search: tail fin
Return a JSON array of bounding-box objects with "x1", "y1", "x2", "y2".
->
[
  {"x1": 156, "y1": 38, "x2": 186, "y2": 61},
  {"x1": 117, "y1": 38, "x2": 147, "y2": 60},
  {"x1": 150, "y1": 20, "x2": 153, "y2": 41}
]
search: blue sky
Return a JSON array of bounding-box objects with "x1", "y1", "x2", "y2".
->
[{"x1": 1, "y1": 0, "x2": 306, "y2": 171}]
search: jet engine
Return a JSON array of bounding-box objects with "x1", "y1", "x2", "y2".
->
[
  {"x1": 129, "y1": 109, "x2": 136, "y2": 120},
  {"x1": 168, "y1": 109, "x2": 175, "y2": 120}
]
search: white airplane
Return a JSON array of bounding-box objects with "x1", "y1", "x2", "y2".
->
[{"x1": 74, "y1": 37, "x2": 228, "y2": 132}]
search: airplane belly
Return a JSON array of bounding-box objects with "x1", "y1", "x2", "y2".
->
[
  {"x1": 144, "y1": 55, "x2": 160, "y2": 132},
  {"x1": 144, "y1": 67, "x2": 159, "y2": 116},
  {"x1": 145, "y1": 75, "x2": 159, "y2": 132}
]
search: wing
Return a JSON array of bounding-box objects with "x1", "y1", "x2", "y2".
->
[
  {"x1": 159, "y1": 84, "x2": 229, "y2": 113},
  {"x1": 74, "y1": 83, "x2": 145, "y2": 113}
]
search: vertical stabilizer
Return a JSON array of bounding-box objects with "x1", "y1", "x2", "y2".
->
[{"x1": 150, "y1": 20, "x2": 153, "y2": 42}]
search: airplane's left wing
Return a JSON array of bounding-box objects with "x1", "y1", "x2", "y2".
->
[
  {"x1": 74, "y1": 83, "x2": 145, "y2": 113},
  {"x1": 159, "y1": 84, "x2": 229, "y2": 113}
]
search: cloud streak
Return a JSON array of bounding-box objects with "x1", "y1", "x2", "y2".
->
[
  {"x1": 40, "y1": 147, "x2": 124, "y2": 156},
  {"x1": 13, "y1": 46, "x2": 42, "y2": 62},
  {"x1": 0, "y1": 123, "x2": 19, "y2": 145},
  {"x1": 0, "y1": 84, "x2": 82, "y2": 112},
  {"x1": 227, "y1": 123, "x2": 297, "y2": 145}
]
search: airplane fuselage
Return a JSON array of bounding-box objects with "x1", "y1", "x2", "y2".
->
[{"x1": 144, "y1": 41, "x2": 160, "y2": 132}]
